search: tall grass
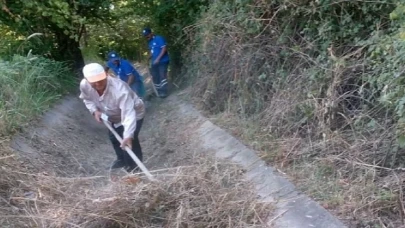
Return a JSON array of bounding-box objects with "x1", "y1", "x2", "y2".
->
[{"x1": 0, "y1": 54, "x2": 75, "y2": 135}]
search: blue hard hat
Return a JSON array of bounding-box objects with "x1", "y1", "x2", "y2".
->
[
  {"x1": 107, "y1": 51, "x2": 120, "y2": 61},
  {"x1": 142, "y1": 28, "x2": 152, "y2": 36}
]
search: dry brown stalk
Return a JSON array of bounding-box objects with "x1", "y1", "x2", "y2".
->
[{"x1": 0, "y1": 157, "x2": 273, "y2": 228}]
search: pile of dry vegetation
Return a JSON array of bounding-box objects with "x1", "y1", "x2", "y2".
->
[{"x1": 0, "y1": 154, "x2": 271, "y2": 227}]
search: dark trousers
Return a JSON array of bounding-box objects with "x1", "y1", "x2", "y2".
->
[
  {"x1": 108, "y1": 119, "x2": 143, "y2": 169},
  {"x1": 150, "y1": 62, "x2": 169, "y2": 95}
]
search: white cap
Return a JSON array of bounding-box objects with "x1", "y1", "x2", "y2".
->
[{"x1": 82, "y1": 63, "x2": 107, "y2": 83}]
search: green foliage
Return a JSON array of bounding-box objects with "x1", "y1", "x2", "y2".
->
[
  {"x1": 186, "y1": 0, "x2": 399, "y2": 119},
  {"x1": 0, "y1": 25, "x2": 56, "y2": 62},
  {"x1": 82, "y1": 13, "x2": 149, "y2": 63},
  {"x1": 282, "y1": 0, "x2": 393, "y2": 48},
  {"x1": 351, "y1": 2, "x2": 405, "y2": 146},
  {"x1": 0, "y1": 0, "x2": 117, "y2": 71},
  {"x1": 0, "y1": 0, "x2": 112, "y2": 38},
  {"x1": 124, "y1": 0, "x2": 210, "y2": 72},
  {"x1": 185, "y1": 0, "x2": 281, "y2": 113},
  {"x1": 0, "y1": 55, "x2": 74, "y2": 134},
  {"x1": 0, "y1": 25, "x2": 24, "y2": 58}
]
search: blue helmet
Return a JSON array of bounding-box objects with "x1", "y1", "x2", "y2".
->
[
  {"x1": 107, "y1": 51, "x2": 120, "y2": 61},
  {"x1": 142, "y1": 27, "x2": 152, "y2": 36}
]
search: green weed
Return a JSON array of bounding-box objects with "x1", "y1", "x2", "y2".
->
[{"x1": 0, "y1": 55, "x2": 74, "y2": 135}]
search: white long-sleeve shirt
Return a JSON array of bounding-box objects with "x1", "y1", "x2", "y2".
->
[{"x1": 79, "y1": 76, "x2": 145, "y2": 139}]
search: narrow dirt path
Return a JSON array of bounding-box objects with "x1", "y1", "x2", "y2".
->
[
  {"x1": 7, "y1": 77, "x2": 345, "y2": 227},
  {"x1": 11, "y1": 95, "x2": 118, "y2": 177},
  {"x1": 10, "y1": 94, "x2": 196, "y2": 178}
]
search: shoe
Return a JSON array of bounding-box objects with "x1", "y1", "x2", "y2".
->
[{"x1": 111, "y1": 160, "x2": 125, "y2": 169}]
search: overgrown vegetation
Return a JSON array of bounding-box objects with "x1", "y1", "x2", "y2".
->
[
  {"x1": 0, "y1": 0, "x2": 118, "y2": 74},
  {"x1": 0, "y1": 53, "x2": 74, "y2": 135},
  {"x1": 82, "y1": 0, "x2": 209, "y2": 75},
  {"x1": 0, "y1": 0, "x2": 208, "y2": 74},
  {"x1": 180, "y1": 0, "x2": 405, "y2": 227}
]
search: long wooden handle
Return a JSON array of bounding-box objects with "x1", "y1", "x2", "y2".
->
[
  {"x1": 148, "y1": 64, "x2": 159, "y2": 97},
  {"x1": 102, "y1": 120, "x2": 155, "y2": 181}
]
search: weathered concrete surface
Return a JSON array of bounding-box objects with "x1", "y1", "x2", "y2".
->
[{"x1": 174, "y1": 99, "x2": 347, "y2": 228}]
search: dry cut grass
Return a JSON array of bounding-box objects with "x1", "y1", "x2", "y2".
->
[
  {"x1": 0, "y1": 155, "x2": 272, "y2": 228},
  {"x1": 209, "y1": 107, "x2": 404, "y2": 228}
]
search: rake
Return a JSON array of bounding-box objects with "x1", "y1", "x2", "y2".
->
[{"x1": 102, "y1": 119, "x2": 155, "y2": 181}]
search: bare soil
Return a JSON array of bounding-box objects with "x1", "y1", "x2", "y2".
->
[{"x1": 10, "y1": 93, "x2": 198, "y2": 179}]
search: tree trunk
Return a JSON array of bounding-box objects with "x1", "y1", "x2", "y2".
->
[{"x1": 54, "y1": 30, "x2": 85, "y2": 77}]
